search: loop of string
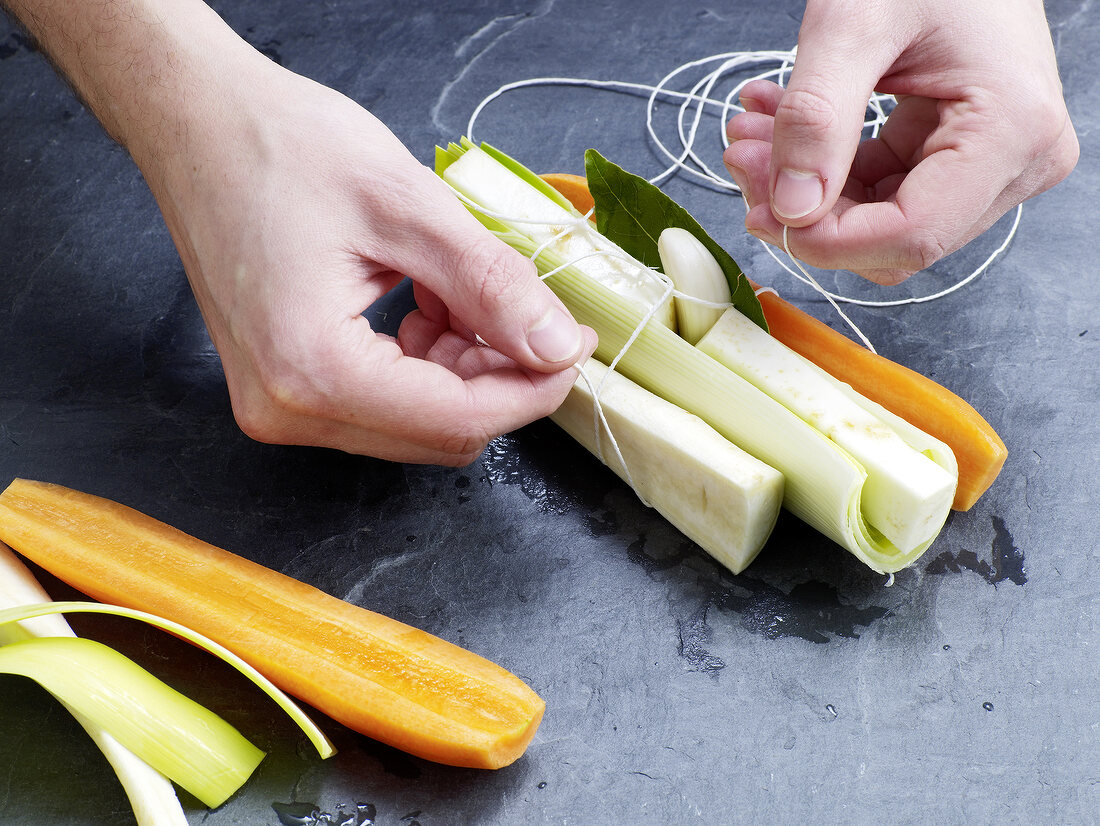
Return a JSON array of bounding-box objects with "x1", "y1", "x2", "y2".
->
[{"x1": 465, "y1": 48, "x2": 1020, "y2": 321}]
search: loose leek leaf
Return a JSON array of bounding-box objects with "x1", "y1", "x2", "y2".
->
[
  {"x1": 0, "y1": 600, "x2": 335, "y2": 760},
  {"x1": 0, "y1": 543, "x2": 189, "y2": 826},
  {"x1": 0, "y1": 634, "x2": 262, "y2": 809},
  {"x1": 584, "y1": 148, "x2": 767, "y2": 332}
]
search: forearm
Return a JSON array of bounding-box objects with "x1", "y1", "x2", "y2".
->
[{"x1": 2, "y1": 0, "x2": 259, "y2": 177}]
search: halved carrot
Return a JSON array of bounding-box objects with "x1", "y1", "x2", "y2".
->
[
  {"x1": 0, "y1": 479, "x2": 544, "y2": 769},
  {"x1": 540, "y1": 174, "x2": 1007, "y2": 511}
]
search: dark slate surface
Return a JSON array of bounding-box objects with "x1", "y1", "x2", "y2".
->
[{"x1": 1, "y1": 1, "x2": 1097, "y2": 823}]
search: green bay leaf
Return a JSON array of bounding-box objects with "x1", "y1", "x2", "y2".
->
[{"x1": 584, "y1": 148, "x2": 767, "y2": 331}]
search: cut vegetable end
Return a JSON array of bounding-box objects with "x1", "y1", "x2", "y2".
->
[
  {"x1": 0, "y1": 479, "x2": 543, "y2": 770},
  {"x1": 450, "y1": 150, "x2": 963, "y2": 573},
  {"x1": 698, "y1": 308, "x2": 956, "y2": 556},
  {"x1": 539, "y1": 173, "x2": 1006, "y2": 512},
  {"x1": 552, "y1": 358, "x2": 783, "y2": 574}
]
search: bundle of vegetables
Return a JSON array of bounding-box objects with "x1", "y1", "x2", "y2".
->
[
  {"x1": 436, "y1": 139, "x2": 1007, "y2": 574},
  {"x1": 0, "y1": 478, "x2": 545, "y2": 771}
]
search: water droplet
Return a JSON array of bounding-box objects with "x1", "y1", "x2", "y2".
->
[
  {"x1": 537, "y1": 781, "x2": 548, "y2": 789},
  {"x1": 943, "y1": 644, "x2": 951, "y2": 650},
  {"x1": 825, "y1": 703, "x2": 838, "y2": 717},
  {"x1": 983, "y1": 701, "x2": 994, "y2": 712},
  {"x1": 272, "y1": 802, "x2": 320, "y2": 826}
]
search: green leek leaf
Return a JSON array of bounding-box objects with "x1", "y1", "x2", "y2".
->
[
  {"x1": 0, "y1": 635, "x2": 262, "y2": 809},
  {"x1": 0, "y1": 601, "x2": 336, "y2": 759}
]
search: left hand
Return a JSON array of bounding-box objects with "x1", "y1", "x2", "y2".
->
[{"x1": 722, "y1": 0, "x2": 1079, "y2": 285}]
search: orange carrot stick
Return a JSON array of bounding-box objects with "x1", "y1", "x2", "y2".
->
[
  {"x1": 541, "y1": 174, "x2": 1007, "y2": 511},
  {"x1": 0, "y1": 479, "x2": 544, "y2": 769}
]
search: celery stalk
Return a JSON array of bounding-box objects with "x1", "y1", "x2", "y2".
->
[{"x1": 438, "y1": 140, "x2": 959, "y2": 573}]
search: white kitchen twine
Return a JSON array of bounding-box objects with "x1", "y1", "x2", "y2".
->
[{"x1": 465, "y1": 48, "x2": 1023, "y2": 352}]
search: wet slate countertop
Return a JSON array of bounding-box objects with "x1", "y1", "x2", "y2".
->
[{"x1": 2, "y1": 1, "x2": 1098, "y2": 823}]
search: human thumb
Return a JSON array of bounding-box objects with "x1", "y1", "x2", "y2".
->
[
  {"x1": 411, "y1": 203, "x2": 593, "y2": 373},
  {"x1": 768, "y1": 20, "x2": 893, "y2": 227}
]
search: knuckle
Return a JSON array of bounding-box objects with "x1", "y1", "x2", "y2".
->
[
  {"x1": 436, "y1": 421, "x2": 491, "y2": 465},
  {"x1": 1046, "y1": 121, "x2": 1080, "y2": 186},
  {"x1": 1025, "y1": 100, "x2": 1068, "y2": 153},
  {"x1": 228, "y1": 350, "x2": 333, "y2": 445},
  {"x1": 1008, "y1": 90, "x2": 1077, "y2": 179},
  {"x1": 775, "y1": 86, "x2": 841, "y2": 141},
  {"x1": 904, "y1": 228, "x2": 950, "y2": 273},
  {"x1": 459, "y1": 240, "x2": 532, "y2": 315}
]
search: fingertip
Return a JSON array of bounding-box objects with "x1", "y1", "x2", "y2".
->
[
  {"x1": 771, "y1": 168, "x2": 826, "y2": 223},
  {"x1": 862, "y1": 268, "x2": 913, "y2": 287},
  {"x1": 723, "y1": 139, "x2": 772, "y2": 209},
  {"x1": 744, "y1": 204, "x2": 782, "y2": 245},
  {"x1": 738, "y1": 79, "x2": 784, "y2": 114},
  {"x1": 725, "y1": 111, "x2": 775, "y2": 144},
  {"x1": 740, "y1": 95, "x2": 766, "y2": 115},
  {"x1": 577, "y1": 325, "x2": 598, "y2": 365},
  {"x1": 525, "y1": 306, "x2": 586, "y2": 368}
]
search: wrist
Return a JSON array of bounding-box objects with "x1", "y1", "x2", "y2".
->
[{"x1": 5, "y1": 0, "x2": 272, "y2": 178}]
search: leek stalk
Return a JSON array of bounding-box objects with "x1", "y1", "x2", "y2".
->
[
  {"x1": 551, "y1": 358, "x2": 783, "y2": 573},
  {"x1": 439, "y1": 138, "x2": 676, "y2": 329},
  {"x1": 438, "y1": 140, "x2": 959, "y2": 573}
]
